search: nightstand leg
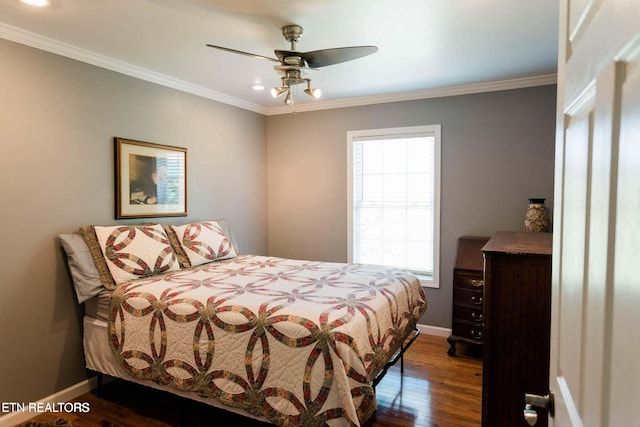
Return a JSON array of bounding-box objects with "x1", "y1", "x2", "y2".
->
[{"x1": 447, "y1": 337, "x2": 457, "y2": 356}]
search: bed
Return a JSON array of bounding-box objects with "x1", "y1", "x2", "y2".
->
[{"x1": 60, "y1": 220, "x2": 427, "y2": 427}]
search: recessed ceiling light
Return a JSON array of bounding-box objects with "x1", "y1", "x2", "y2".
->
[
  {"x1": 250, "y1": 84, "x2": 265, "y2": 91},
  {"x1": 20, "y1": 0, "x2": 50, "y2": 6}
]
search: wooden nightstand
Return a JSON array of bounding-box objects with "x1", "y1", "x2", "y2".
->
[{"x1": 447, "y1": 236, "x2": 490, "y2": 356}]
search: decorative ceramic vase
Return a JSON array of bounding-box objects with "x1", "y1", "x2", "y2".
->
[{"x1": 524, "y1": 198, "x2": 549, "y2": 232}]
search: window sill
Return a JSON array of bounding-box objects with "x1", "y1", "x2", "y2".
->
[{"x1": 416, "y1": 274, "x2": 439, "y2": 289}]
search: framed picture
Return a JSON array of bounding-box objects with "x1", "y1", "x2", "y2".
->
[{"x1": 114, "y1": 137, "x2": 187, "y2": 219}]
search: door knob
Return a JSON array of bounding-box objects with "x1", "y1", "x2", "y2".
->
[
  {"x1": 523, "y1": 392, "x2": 554, "y2": 426},
  {"x1": 524, "y1": 404, "x2": 538, "y2": 426}
]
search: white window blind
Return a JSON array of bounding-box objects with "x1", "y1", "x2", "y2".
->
[
  {"x1": 155, "y1": 153, "x2": 185, "y2": 205},
  {"x1": 348, "y1": 125, "x2": 441, "y2": 287}
]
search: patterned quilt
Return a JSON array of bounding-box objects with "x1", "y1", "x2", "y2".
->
[{"x1": 108, "y1": 255, "x2": 427, "y2": 426}]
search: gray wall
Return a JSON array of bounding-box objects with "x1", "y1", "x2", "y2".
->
[
  {"x1": 266, "y1": 86, "x2": 557, "y2": 328},
  {"x1": 0, "y1": 38, "x2": 267, "y2": 404},
  {"x1": 0, "y1": 34, "x2": 556, "y2": 407}
]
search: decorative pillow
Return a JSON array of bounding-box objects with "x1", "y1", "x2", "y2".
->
[
  {"x1": 89, "y1": 224, "x2": 180, "y2": 285},
  {"x1": 59, "y1": 234, "x2": 103, "y2": 303},
  {"x1": 167, "y1": 220, "x2": 237, "y2": 267}
]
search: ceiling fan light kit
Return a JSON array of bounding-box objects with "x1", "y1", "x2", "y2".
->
[
  {"x1": 284, "y1": 91, "x2": 293, "y2": 105},
  {"x1": 207, "y1": 24, "x2": 377, "y2": 105},
  {"x1": 271, "y1": 84, "x2": 289, "y2": 98},
  {"x1": 304, "y1": 80, "x2": 322, "y2": 99}
]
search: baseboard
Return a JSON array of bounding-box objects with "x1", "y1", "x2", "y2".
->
[
  {"x1": 417, "y1": 323, "x2": 451, "y2": 338},
  {"x1": 0, "y1": 376, "x2": 99, "y2": 427}
]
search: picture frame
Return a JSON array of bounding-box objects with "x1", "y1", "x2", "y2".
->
[{"x1": 114, "y1": 137, "x2": 187, "y2": 219}]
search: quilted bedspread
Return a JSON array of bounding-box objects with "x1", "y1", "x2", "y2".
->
[{"x1": 108, "y1": 255, "x2": 427, "y2": 426}]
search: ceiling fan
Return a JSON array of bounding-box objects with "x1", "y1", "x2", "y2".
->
[{"x1": 206, "y1": 24, "x2": 378, "y2": 105}]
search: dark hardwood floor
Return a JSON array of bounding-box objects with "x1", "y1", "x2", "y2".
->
[{"x1": 18, "y1": 334, "x2": 482, "y2": 427}]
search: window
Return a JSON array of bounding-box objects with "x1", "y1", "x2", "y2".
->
[
  {"x1": 347, "y1": 125, "x2": 441, "y2": 288},
  {"x1": 155, "y1": 153, "x2": 184, "y2": 205}
]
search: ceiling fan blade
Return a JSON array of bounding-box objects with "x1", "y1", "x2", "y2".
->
[
  {"x1": 301, "y1": 46, "x2": 378, "y2": 69},
  {"x1": 206, "y1": 44, "x2": 280, "y2": 63}
]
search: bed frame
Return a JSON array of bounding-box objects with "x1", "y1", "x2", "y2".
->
[{"x1": 372, "y1": 327, "x2": 421, "y2": 388}]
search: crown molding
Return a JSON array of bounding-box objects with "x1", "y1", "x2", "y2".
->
[
  {"x1": 1, "y1": 22, "x2": 556, "y2": 117},
  {"x1": 0, "y1": 22, "x2": 268, "y2": 115},
  {"x1": 265, "y1": 74, "x2": 558, "y2": 115}
]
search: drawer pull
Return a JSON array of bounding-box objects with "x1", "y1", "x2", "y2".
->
[
  {"x1": 471, "y1": 279, "x2": 484, "y2": 287},
  {"x1": 471, "y1": 296, "x2": 483, "y2": 305},
  {"x1": 471, "y1": 312, "x2": 483, "y2": 322},
  {"x1": 471, "y1": 330, "x2": 483, "y2": 340}
]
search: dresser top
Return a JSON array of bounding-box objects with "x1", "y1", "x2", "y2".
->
[{"x1": 482, "y1": 231, "x2": 552, "y2": 256}]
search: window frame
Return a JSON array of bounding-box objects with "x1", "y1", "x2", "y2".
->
[{"x1": 347, "y1": 124, "x2": 441, "y2": 288}]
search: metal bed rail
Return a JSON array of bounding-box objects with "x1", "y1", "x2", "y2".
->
[{"x1": 372, "y1": 327, "x2": 421, "y2": 387}]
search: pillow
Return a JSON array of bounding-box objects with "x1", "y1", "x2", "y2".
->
[
  {"x1": 58, "y1": 234, "x2": 103, "y2": 303},
  {"x1": 79, "y1": 225, "x2": 116, "y2": 290},
  {"x1": 87, "y1": 224, "x2": 180, "y2": 286},
  {"x1": 166, "y1": 220, "x2": 237, "y2": 268},
  {"x1": 214, "y1": 218, "x2": 240, "y2": 255}
]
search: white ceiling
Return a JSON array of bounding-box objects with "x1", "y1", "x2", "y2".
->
[{"x1": 0, "y1": 0, "x2": 559, "y2": 115}]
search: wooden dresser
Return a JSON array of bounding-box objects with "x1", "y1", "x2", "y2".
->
[
  {"x1": 481, "y1": 231, "x2": 553, "y2": 427},
  {"x1": 447, "y1": 236, "x2": 490, "y2": 356}
]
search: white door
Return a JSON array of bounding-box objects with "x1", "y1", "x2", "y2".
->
[{"x1": 548, "y1": 0, "x2": 640, "y2": 426}]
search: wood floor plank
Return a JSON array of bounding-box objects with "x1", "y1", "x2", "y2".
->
[{"x1": 16, "y1": 334, "x2": 482, "y2": 426}]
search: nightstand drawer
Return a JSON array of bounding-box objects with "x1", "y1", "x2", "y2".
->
[
  {"x1": 453, "y1": 273, "x2": 484, "y2": 291},
  {"x1": 452, "y1": 321, "x2": 483, "y2": 342},
  {"x1": 453, "y1": 305, "x2": 483, "y2": 324},
  {"x1": 454, "y1": 288, "x2": 484, "y2": 308}
]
